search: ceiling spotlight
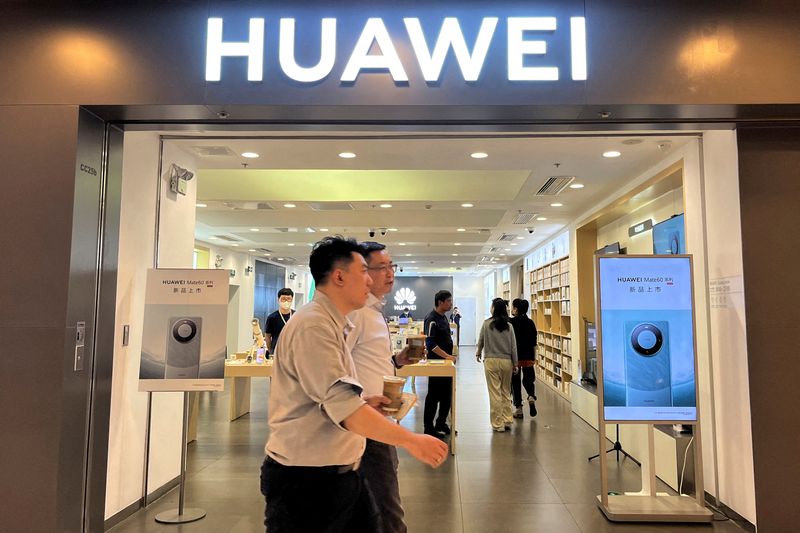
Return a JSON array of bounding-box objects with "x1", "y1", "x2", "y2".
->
[
  {"x1": 603, "y1": 150, "x2": 622, "y2": 158},
  {"x1": 231, "y1": 244, "x2": 239, "y2": 247},
  {"x1": 550, "y1": 203, "x2": 564, "y2": 207},
  {"x1": 241, "y1": 152, "x2": 259, "y2": 159},
  {"x1": 410, "y1": 261, "x2": 417, "y2": 264},
  {"x1": 380, "y1": 203, "x2": 392, "y2": 208},
  {"x1": 569, "y1": 183, "x2": 585, "y2": 189},
  {"x1": 461, "y1": 203, "x2": 474, "y2": 208},
  {"x1": 209, "y1": 236, "x2": 218, "y2": 240},
  {"x1": 320, "y1": 228, "x2": 329, "y2": 232},
  {"x1": 511, "y1": 243, "x2": 518, "y2": 246},
  {"x1": 406, "y1": 253, "x2": 412, "y2": 256},
  {"x1": 248, "y1": 249, "x2": 256, "y2": 252},
  {"x1": 288, "y1": 243, "x2": 295, "y2": 247},
  {"x1": 470, "y1": 152, "x2": 489, "y2": 159},
  {"x1": 516, "y1": 236, "x2": 524, "y2": 240},
  {"x1": 452, "y1": 253, "x2": 458, "y2": 257},
  {"x1": 387, "y1": 228, "x2": 398, "y2": 232},
  {"x1": 537, "y1": 217, "x2": 547, "y2": 221},
  {"x1": 284, "y1": 203, "x2": 296, "y2": 208},
  {"x1": 454, "y1": 243, "x2": 461, "y2": 246},
  {"x1": 451, "y1": 261, "x2": 457, "y2": 264},
  {"x1": 277, "y1": 257, "x2": 284, "y2": 260},
  {"x1": 338, "y1": 152, "x2": 356, "y2": 159},
  {"x1": 264, "y1": 253, "x2": 271, "y2": 256},
  {"x1": 500, "y1": 253, "x2": 507, "y2": 256},
  {"x1": 250, "y1": 228, "x2": 260, "y2": 232},
  {"x1": 457, "y1": 228, "x2": 466, "y2": 232},
  {"x1": 399, "y1": 242, "x2": 406, "y2": 246},
  {"x1": 195, "y1": 203, "x2": 207, "y2": 208}
]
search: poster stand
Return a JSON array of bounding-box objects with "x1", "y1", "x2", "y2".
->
[
  {"x1": 594, "y1": 255, "x2": 712, "y2": 523},
  {"x1": 154, "y1": 391, "x2": 206, "y2": 525}
]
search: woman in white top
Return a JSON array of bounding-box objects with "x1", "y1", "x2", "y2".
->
[{"x1": 476, "y1": 298, "x2": 519, "y2": 432}]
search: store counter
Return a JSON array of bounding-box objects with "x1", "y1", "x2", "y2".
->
[
  {"x1": 224, "y1": 360, "x2": 273, "y2": 421},
  {"x1": 396, "y1": 359, "x2": 457, "y2": 454}
]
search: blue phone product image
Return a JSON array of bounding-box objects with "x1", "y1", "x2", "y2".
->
[
  {"x1": 652, "y1": 214, "x2": 685, "y2": 255},
  {"x1": 165, "y1": 317, "x2": 202, "y2": 379},
  {"x1": 624, "y1": 321, "x2": 671, "y2": 407}
]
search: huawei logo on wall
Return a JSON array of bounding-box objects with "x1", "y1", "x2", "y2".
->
[{"x1": 394, "y1": 287, "x2": 417, "y2": 306}]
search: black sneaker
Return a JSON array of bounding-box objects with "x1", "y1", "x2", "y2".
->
[
  {"x1": 529, "y1": 402, "x2": 537, "y2": 417},
  {"x1": 434, "y1": 423, "x2": 451, "y2": 435},
  {"x1": 424, "y1": 428, "x2": 446, "y2": 439}
]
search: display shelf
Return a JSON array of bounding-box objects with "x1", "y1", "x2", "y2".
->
[
  {"x1": 528, "y1": 255, "x2": 573, "y2": 400},
  {"x1": 502, "y1": 280, "x2": 511, "y2": 301}
]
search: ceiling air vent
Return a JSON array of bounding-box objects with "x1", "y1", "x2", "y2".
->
[
  {"x1": 213, "y1": 235, "x2": 241, "y2": 242},
  {"x1": 192, "y1": 146, "x2": 237, "y2": 157},
  {"x1": 536, "y1": 176, "x2": 575, "y2": 196},
  {"x1": 512, "y1": 212, "x2": 538, "y2": 225},
  {"x1": 499, "y1": 233, "x2": 518, "y2": 242},
  {"x1": 308, "y1": 202, "x2": 354, "y2": 211}
]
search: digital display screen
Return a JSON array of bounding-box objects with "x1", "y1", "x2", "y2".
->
[
  {"x1": 598, "y1": 256, "x2": 697, "y2": 422},
  {"x1": 652, "y1": 214, "x2": 685, "y2": 255}
]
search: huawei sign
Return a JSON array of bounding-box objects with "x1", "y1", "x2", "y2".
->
[{"x1": 395, "y1": 287, "x2": 417, "y2": 305}]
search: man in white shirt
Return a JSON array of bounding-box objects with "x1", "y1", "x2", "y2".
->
[
  {"x1": 347, "y1": 242, "x2": 416, "y2": 533},
  {"x1": 262, "y1": 236, "x2": 448, "y2": 533}
]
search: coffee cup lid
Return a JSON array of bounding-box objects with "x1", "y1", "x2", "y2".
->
[{"x1": 383, "y1": 376, "x2": 406, "y2": 383}]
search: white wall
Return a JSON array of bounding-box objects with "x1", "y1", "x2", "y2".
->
[
  {"x1": 105, "y1": 133, "x2": 198, "y2": 519},
  {"x1": 698, "y1": 131, "x2": 756, "y2": 523},
  {"x1": 453, "y1": 274, "x2": 484, "y2": 345}
]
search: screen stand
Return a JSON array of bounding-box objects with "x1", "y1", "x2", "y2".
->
[
  {"x1": 588, "y1": 424, "x2": 640, "y2": 465},
  {"x1": 154, "y1": 392, "x2": 206, "y2": 525}
]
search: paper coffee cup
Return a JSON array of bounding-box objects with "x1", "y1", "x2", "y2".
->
[
  {"x1": 382, "y1": 376, "x2": 406, "y2": 411},
  {"x1": 406, "y1": 336, "x2": 426, "y2": 362}
]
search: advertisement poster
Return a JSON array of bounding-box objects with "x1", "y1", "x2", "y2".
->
[
  {"x1": 598, "y1": 256, "x2": 697, "y2": 422},
  {"x1": 139, "y1": 269, "x2": 229, "y2": 392}
]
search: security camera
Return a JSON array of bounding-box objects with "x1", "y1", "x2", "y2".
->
[
  {"x1": 380, "y1": 228, "x2": 387, "y2": 236},
  {"x1": 399, "y1": 266, "x2": 404, "y2": 273},
  {"x1": 527, "y1": 227, "x2": 535, "y2": 234},
  {"x1": 368, "y1": 229, "x2": 375, "y2": 238}
]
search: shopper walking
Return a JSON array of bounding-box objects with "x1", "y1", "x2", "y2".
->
[
  {"x1": 261, "y1": 236, "x2": 448, "y2": 533},
  {"x1": 476, "y1": 298, "x2": 518, "y2": 432},
  {"x1": 346, "y1": 241, "x2": 417, "y2": 533},
  {"x1": 510, "y1": 298, "x2": 538, "y2": 418},
  {"x1": 423, "y1": 290, "x2": 457, "y2": 438}
]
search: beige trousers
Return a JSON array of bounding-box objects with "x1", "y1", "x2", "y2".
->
[{"x1": 483, "y1": 358, "x2": 514, "y2": 430}]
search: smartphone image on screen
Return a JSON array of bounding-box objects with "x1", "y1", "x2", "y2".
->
[
  {"x1": 624, "y1": 321, "x2": 671, "y2": 407},
  {"x1": 165, "y1": 317, "x2": 202, "y2": 379}
]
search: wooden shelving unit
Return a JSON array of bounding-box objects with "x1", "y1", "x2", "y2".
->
[
  {"x1": 529, "y1": 256, "x2": 573, "y2": 400},
  {"x1": 502, "y1": 280, "x2": 511, "y2": 301}
]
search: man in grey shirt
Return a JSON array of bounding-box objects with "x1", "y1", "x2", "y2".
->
[{"x1": 261, "y1": 236, "x2": 448, "y2": 533}]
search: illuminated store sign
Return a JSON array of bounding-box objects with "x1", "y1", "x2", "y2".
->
[{"x1": 206, "y1": 16, "x2": 587, "y2": 83}]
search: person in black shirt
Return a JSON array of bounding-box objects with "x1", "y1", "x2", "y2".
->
[
  {"x1": 264, "y1": 288, "x2": 295, "y2": 356},
  {"x1": 510, "y1": 298, "x2": 537, "y2": 417},
  {"x1": 423, "y1": 290, "x2": 457, "y2": 438}
]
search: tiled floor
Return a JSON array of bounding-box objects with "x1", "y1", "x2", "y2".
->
[{"x1": 110, "y1": 348, "x2": 746, "y2": 533}]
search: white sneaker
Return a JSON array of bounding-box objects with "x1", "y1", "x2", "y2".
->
[
  {"x1": 513, "y1": 407, "x2": 524, "y2": 419},
  {"x1": 492, "y1": 426, "x2": 506, "y2": 432}
]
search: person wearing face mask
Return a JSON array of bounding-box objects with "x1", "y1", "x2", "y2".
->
[{"x1": 264, "y1": 288, "x2": 295, "y2": 357}]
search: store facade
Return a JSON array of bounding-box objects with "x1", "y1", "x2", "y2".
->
[{"x1": 1, "y1": 1, "x2": 799, "y2": 531}]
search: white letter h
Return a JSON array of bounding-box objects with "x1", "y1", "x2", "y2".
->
[{"x1": 206, "y1": 18, "x2": 265, "y2": 82}]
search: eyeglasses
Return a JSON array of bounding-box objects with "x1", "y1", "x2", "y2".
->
[{"x1": 368, "y1": 263, "x2": 398, "y2": 273}]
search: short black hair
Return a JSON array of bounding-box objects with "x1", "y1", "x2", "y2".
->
[
  {"x1": 434, "y1": 290, "x2": 452, "y2": 307},
  {"x1": 512, "y1": 298, "x2": 529, "y2": 315},
  {"x1": 309, "y1": 236, "x2": 362, "y2": 285},
  {"x1": 358, "y1": 241, "x2": 387, "y2": 260},
  {"x1": 277, "y1": 288, "x2": 294, "y2": 298}
]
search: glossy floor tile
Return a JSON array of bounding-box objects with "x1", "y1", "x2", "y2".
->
[{"x1": 109, "y1": 347, "x2": 746, "y2": 533}]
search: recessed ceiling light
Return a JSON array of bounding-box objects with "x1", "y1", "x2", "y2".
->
[
  {"x1": 231, "y1": 244, "x2": 239, "y2": 247},
  {"x1": 339, "y1": 152, "x2": 356, "y2": 159},
  {"x1": 454, "y1": 243, "x2": 461, "y2": 246},
  {"x1": 209, "y1": 236, "x2": 218, "y2": 240},
  {"x1": 504, "y1": 248, "x2": 512, "y2": 251},
  {"x1": 288, "y1": 243, "x2": 295, "y2": 247},
  {"x1": 284, "y1": 203, "x2": 296, "y2": 208},
  {"x1": 451, "y1": 261, "x2": 457, "y2": 264},
  {"x1": 410, "y1": 261, "x2": 417, "y2": 264},
  {"x1": 387, "y1": 228, "x2": 398, "y2": 232},
  {"x1": 603, "y1": 150, "x2": 621, "y2": 158},
  {"x1": 470, "y1": 152, "x2": 488, "y2": 159},
  {"x1": 511, "y1": 243, "x2": 518, "y2": 246},
  {"x1": 241, "y1": 152, "x2": 259, "y2": 159},
  {"x1": 248, "y1": 249, "x2": 256, "y2": 252},
  {"x1": 320, "y1": 228, "x2": 329, "y2": 232},
  {"x1": 195, "y1": 203, "x2": 207, "y2": 208},
  {"x1": 500, "y1": 253, "x2": 507, "y2": 256},
  {"x1": 457, "y1": 228, "x2": 466, "y2": 232},
  {"x1": 250, "y1": 228, "x2": 260, "y2": 232},
  {"x1": 399, "y1": 242, "x2": 406, "y2": 246},
  {"x1": 380, "y1": 203, "x2": 392, "y2": 208},
  {"x1": 537, "y1": 217, "x2": 547, "y2": 221},
  {"x1": 550, "y1": 203, "x2": 564, "y2": 207},
  {"x1": 452, "y1": 253, "x2": 458, "y2": 257},
  {"x1": 461, "y1": 203, "x2": 474, "y2": 208},
  {"x1": 406, "y1": 253, "x2": 412, "y2": 256},
  {"x1": 277, "y1": 257, "x2": 284, "y2": 260},
  {"x1": 516, "y1": 236, "x2": 524, "y2": 240},
  {"x1": 264, "y1": 253, "x2": 271, "y2": 256},
  {"x1": 569, "y1": 183, "x2": 585, "y2": 189}
]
